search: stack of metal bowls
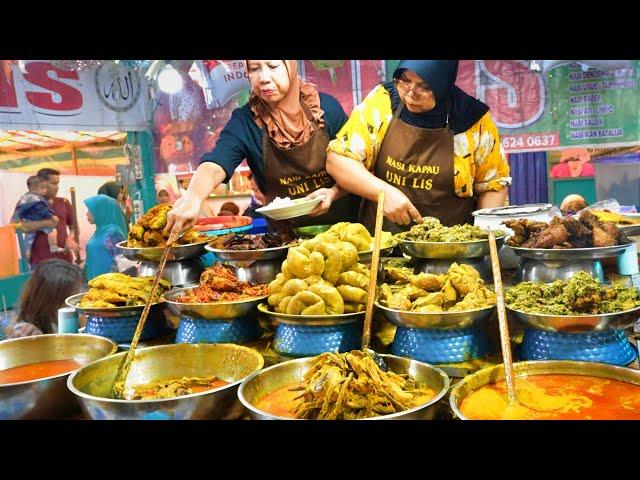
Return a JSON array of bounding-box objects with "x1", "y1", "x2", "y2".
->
[
  {"x1": 238, "y1": 353, "x2": 450, "y2": 420},
  {"x1": 0, "y1": 334, "x2": 117, "y2": 419},
  {"x1": 258, "y1": 303, "x2": 365, "y2": 357},
  {"x1": 164, "y1": 288, "x2": 267, "y2": 344},
  {"x1": 66, "y1": 293, "x2": 171, "y2": 345},
  {"x1": 117, "y1": 239, "x2": 211, "y2": 287},
  {"x1": 205, "y1": 243, "x2": 293, "y2": 285},
  {"x1": 507, "y1": 243, "x2": 631, "y2": 283},
  {"x1": 67, "y1": 343, "x2": 264, "y2": 420},
  {"x1": 377, "y1": 235, "x2": 502, "y2": 366}
]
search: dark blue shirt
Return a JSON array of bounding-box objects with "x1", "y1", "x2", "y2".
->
[
  {"x1": 200, "y1": 93, "x2": 348, "y2": 193},
  {"x1": 15, "y1": 193, "x2": 54, "y2": 222}
]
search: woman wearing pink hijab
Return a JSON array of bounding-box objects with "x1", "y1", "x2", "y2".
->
[
  {"x1": 551, "y1": 148, "x2": 595, "y2": 178},
  {"x1": 166, "y1": 60, "x2": 357, "y2": 236}
]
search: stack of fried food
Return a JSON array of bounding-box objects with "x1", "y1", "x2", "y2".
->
[
  {"x1": 290, "y1": 351, "x2": 436, "y2": 419},
  {"x1": 396, "y1": 217, "x2": 503, "y2": 242},
  {"x1": 310, "y1": 222, "x2": 394, "y2": 251},
  {"x1": 378, "y1": 263, "x2": 496, "y2": 313},
  {"x1": 78, "y1": 273, "x2": 170, "y2": 308},
  {"x1": 127, "y1": 204, "x2": 205, "y2": 248},
  {"x1": 505, "y1": 210, "x2": 630, "y2": 249},
  {"x1": 209, "y1": 232, "x2": 297, "y2": 251},
  {"x1": 590, "y1": 210, "x2": 640, "y2": 225},
  {"x1": 505, "y1": 271, "x2": 640, "y2": 315},
  {"x1": 175, "y1": 263, "x2": 268, "y2": 303},
  {"x1": 268, "y1": 229, "x2": 372, "y2": 315}
]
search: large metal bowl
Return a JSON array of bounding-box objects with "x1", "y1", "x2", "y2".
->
[
  {"x1": 238, "y1": 353, "x2": 450, "y2": 420},
  {"x1": 117, "y1": 239, "x2": 211, "y2": 262},
  {"x1": 164, "y1": 286, "x2": 267, "y2": 320},
  {"x1": 506, "y1": 304, "x2": 640, "y2": 333},
  {"x1": 66, "y1": 292, "x2": 165, "y2": 315},
  {"x1": 0, "y1": 334, "x2": 117, "y2": 419},
  {"x1": 293, "y1": 225, "x2": 331, "y2": 238},
  {"x1": 450, "y1": 360, "x2": 640, "y2": 420},
  {"x1": 257, "y1": 302, "x2": 364, "y2": 326},
  {"x1": 376, "y1": 301, "x2": 495, "y2": 330},
  {"x1": 358, "y1": 241, "x2": 398, "y2": 263},
  {"x1": 205, "y1": 243, "x2": 294, "y2": 262},
  {"x1": 507, "y1": 243, "x2": 633, "y2": 261},
  {"x1": 67, "y1": 343, "x2": 264, "y2": 420},
  {"x1": 397, "y1": 236, "x2": 505, "y2": 259}
]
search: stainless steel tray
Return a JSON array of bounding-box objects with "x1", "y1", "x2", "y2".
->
[
  {"x1": 163, "y1": 286, "x2": 267, "y2": 320},
  {"x1": 506, "y1": 304, "x2": 640, "y2": 333},
  {"x1": 506, "y1": 243, "x2": 633, "y2": 261},
  {"x1": 117, "y1": 239, "x2": 211, "y2": 262},
  {"x1": 257, "y1": 302, "x2": 364, "y2": 326},
  {"x1": 205, "y1": 243, "x2": 293, "y2": 262},
  {"x1": 397, "y1": 236, "x2": 504, "y2": 259},
  {"x1": 375, "y1": 301, "x2": 494, "y2": 330},
  {"x1": 358, "y1": 241, "x2": 397, "y2": 263},
  {"x1": 65, "y1": 293, "x2": 165, "y2": 317}
]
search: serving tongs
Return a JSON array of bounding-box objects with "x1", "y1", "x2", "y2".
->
[{"x1": 110, "y1": 230, "x2": 186, "y2": 399}]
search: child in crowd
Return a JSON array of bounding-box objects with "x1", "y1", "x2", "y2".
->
[{"x1": 15, "y1": 176, "x2": 65, "y2": 258}]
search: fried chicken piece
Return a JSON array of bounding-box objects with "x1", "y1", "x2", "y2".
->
[
  {"x1": 504, "y1": 219, "x2": 550, "y2": 246},
  {"x1": 409, "y1": 272, "x2": 446, "y2": 291},
  {"x1": 523, "y1": 224, "x2": 569, "y2": 249},
  {"x1": 600, "y1": 221, "x2": 630, "y2": 245},
  {"x1": 143, "y1": 230, "x2": 166, "y2": 247},
  {"x1": 448, "y1": 263, "x2": 483, "y2": 296},
  {"x1": 592, "y1": 226, "x2": 617, "y2": 247},
  {"x1": 384, "y1": 266, "x2": 414, "y2": 284},
  {"x1": 129, "y1": 224, "x2": 145, "y2": 241},
  {"x1": 200, "y1": 263, "x2": 241, "y2": 292}
]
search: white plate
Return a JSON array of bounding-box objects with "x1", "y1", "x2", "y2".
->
[{"x1": 256, "y1": 197, "x2": 322, "y2": 220}]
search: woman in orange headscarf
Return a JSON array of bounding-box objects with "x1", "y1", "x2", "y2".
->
[{"x1": 166, "y1": 60, "x2": 357, "y2": 236}]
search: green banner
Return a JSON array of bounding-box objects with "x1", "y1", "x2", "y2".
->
[
  {"x1": 501, "y1": 61, "x2": 640, "y2": 151},
  {"x1": 384, "y1": 60, "x2": 640, "y2": 152}
]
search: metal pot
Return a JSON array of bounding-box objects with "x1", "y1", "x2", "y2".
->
[
  {"x1": 67, "y1": 343, "x2": 264, "y2": 420},
  {"x1": 0, "y1": 334, "x2": 117, "y2": 419}
]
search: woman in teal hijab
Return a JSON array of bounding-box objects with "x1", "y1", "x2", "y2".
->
[{"x1": 84, "y1": 194, "x2": 127, "y2": 280}]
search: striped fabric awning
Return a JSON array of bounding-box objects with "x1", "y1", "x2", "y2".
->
[{"x1": 0, "y1": 131, "x2": 128, "y2": 176}]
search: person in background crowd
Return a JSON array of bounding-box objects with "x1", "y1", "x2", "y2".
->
[
  {"x1": 83, "y1": 194, "x2": 128, "y2": 281},
  {"x1": 166, "y1": 59, "x2": 356, "y2": 238},
  {"x1": 3, "y1": 259, "x2": 85, "y2": 338},
  {"x1": 326, "y1": 60, "x2": 511, "y2": 232},
  {"x1": 157, "y1": 189, "x2": 171, "y2": 204},
  {"x1": 560, "y1": 194, "x2": 588, "y2": 215},
  {"x1": 218, "y1": 201, "x2": 240, "y2": 216},
  {"x1": 18, "y1": 168, "x2": 80, "y2": 266},
  {"x1": 98, "y1": 181, "x2": 133, "y2": 226},
  {"x1": 14, "y1": 175, "x2": 65, "y2": 259}
]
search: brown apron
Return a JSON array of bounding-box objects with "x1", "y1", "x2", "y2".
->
[
  {"x1": 262, "y1": 104, "x2": 359, "y2": 228},
  {"x1": 361, "y1": 102, "x2": 475, "y2": 233}
]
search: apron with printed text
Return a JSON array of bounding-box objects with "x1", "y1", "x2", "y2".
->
[
  {"x1": 262, "y1": 104, "x2": 359, "y2": 228},
  {"x1": 361, "y1": 102, "x2": 475, "y2": 233}
]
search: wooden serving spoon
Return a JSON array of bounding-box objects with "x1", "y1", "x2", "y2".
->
[
  {"x1": 111, "y1": 230, "x2": 186, "y2": 399},
  {"x1": 362, "y1": 191, "x2": 386, "y2": 370}
]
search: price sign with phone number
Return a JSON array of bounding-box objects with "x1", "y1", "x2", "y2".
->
[{"x1": 501, "y1": 132, "x2": 560, "y2": 151}]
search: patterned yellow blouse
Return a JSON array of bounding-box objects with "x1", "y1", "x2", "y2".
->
[{"x1": 327, "y1": 84, "x2": 512, "y2": 197}]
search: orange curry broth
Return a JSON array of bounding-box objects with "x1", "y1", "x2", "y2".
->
[
  {"x1": 256, "y1": 381, "x2": 305, "y2": 418},
  {"x1": 460, "y1": 374, "x2": 640, "y2": 420},
  {"x1": 189, "y1": 379, "x2": 228, "y2": 393},
  {"x1": 0, "y1": 359, "x2": 84, "y2": 385}
]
